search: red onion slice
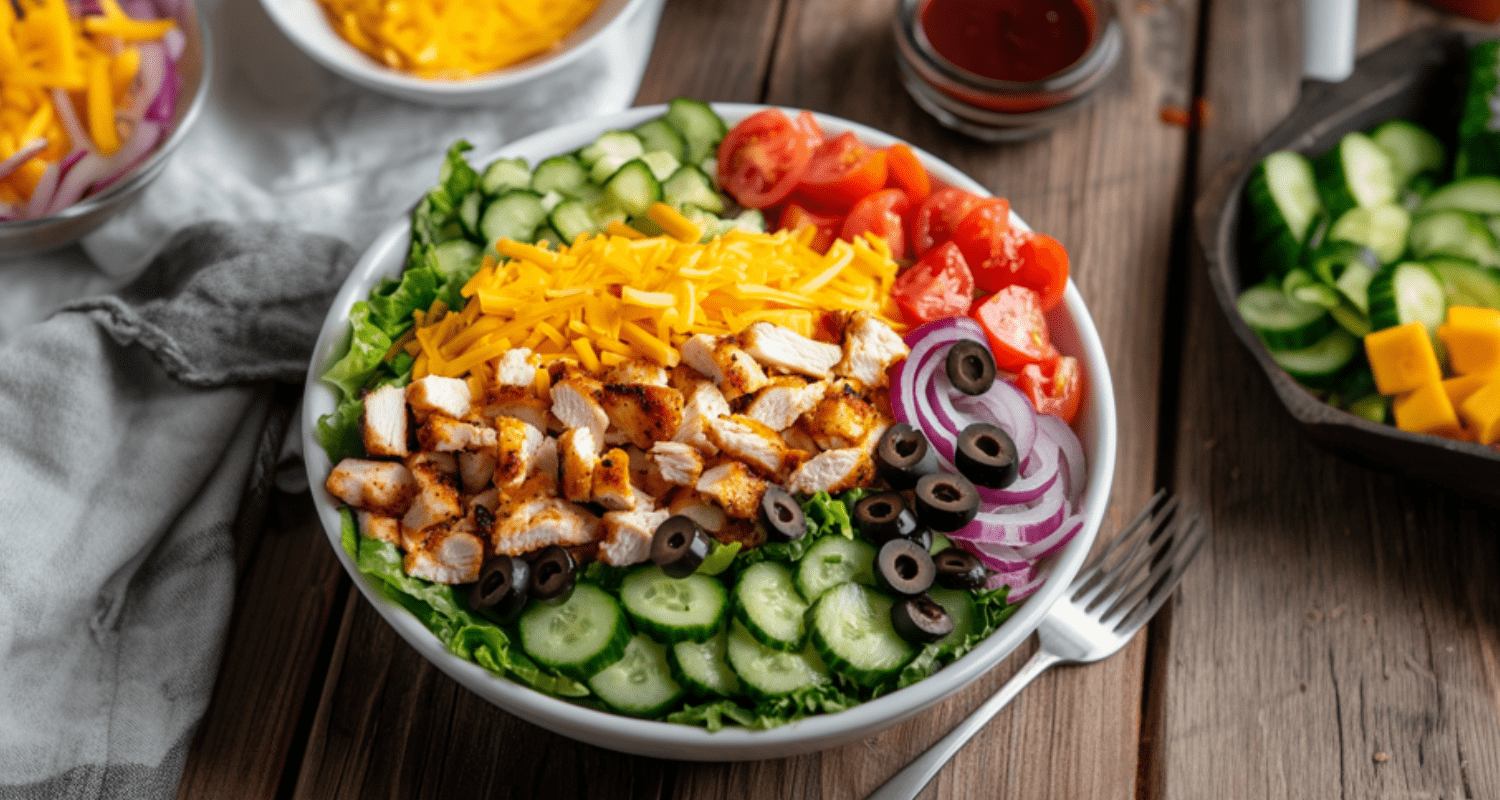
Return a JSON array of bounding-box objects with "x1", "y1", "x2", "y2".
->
[
  {"x1": 49, "y1": 89, "x2": 95, "y2": 157},
  {"x1": 23, "y1": 162, "x2": 60, "y2": 220},
  {"x1": 0, "y1": 138, "x2": 47, "y2": 182},
  {"x1": 45, "y1": 122, "x2": 161, "y2": 216},
  {"x1": 128, "y1": 42, "x2": 169, "y2": 121},
  {"x1": 1036, "y1": 413, "x2": 1087, "y2": 505},
  {"x1": 982, "y1": 560, "x2": 1045, "y2": 600}
]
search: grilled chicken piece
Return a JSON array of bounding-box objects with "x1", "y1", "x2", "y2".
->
[
  {"x1": 490, "y1": 497, "x2": 601, "y2": 556},
  {"x1": 666, "y1": 488, "x2": 729, "y2": 534},
  {"x1": 457, "y1": 450, "x2": 497, "y2": 493},
  {"x1": 417, "y1": 413, "x2": 499, "y2": 453},
  {"x1": 360, "y1": 384, "x2": 409, "y2": 457},
  {"x1": 713, "y1": 519, "x2": 766, "y2": 550},
  {"x1": 493, "y1": 417, "x2": 544, "y2": 489},
  {"x1": 404, "y1": 525, "x2": 485, "y2": 584},
  {"x1": 407, "y1": 376, "x2": 472, "y2": 420},
  {"x1": 695, "y1": 462, "x2": 767, "y2": 519},
  {"x1": 547, "y1": 358, "x2": 589, "y2": 384},
  {"x1": 355, "y1": 510, "x2": 401, "y2": 547},
  {"x1": 805, "y1": 382, "x2": 881, "y2": 450},
  {"x1": 738, "y1": 322, "x2": 844, "y2": 378},
  {"x1": 785, "y1": 447, "x2": 876, "y2": 495},
  {"x1": 604, "y1": 359, "x2": 669, "y2": 387},
  {"x1": 778, "y1": 449, "x2": 814, "y2": 483},
  {"x1": 649, "y1": 441, "x2": 704, "y2": 487},
  {"x1": 744, "y1": 377, "x2": 827, "y2": 431},
  {"x1": 495, "y1": 472, "x2": 558, "y2": 520},
  {"x1": 326, "y1": 459, "x2": 419, "y2": 517},
  {"x1": 598, "y1": 506, "x2": 672, "y2": 567},
  {"x1": 601, "y1": 383, "x2": 684, "y2": 449},
  {"x1": 551, "y1": 375, "x2": 609, "y2": 444},
  {"x1": 469, "y1": 487, "x2": 500, "y2": 515},
  {"x1": 706, "y1": 415, "x2": 787, "y2": 476},
  {"x1": 834, "y1": 312, "x2": 909, "y2": 388},
  {"x1": 592, "y1": 447, "x2": 635, "y2": 511},
  {"x1": 681, "y1": 334, "x2": 768, "y2": 400},
  {"x1": 673, "y1": 380, "x2": 730, "y2": 454},
  {"x1": 531, "y1": 436, "x2": 559, "y2": 480},
  {"x1": 782, "y1": 422, "x2": 821, "y2": 455},
  {"x1": 482, "y1": 386, "x2": 549, "y2": 432},
  {"x1": 494, "y1": 348, "x2": 539, "y2": 388},
  {"x1": 559, "y1": 427, "x2": 599, "y2": 503},
  {"x1": 401, "y1": 451, "x2": 463, "y2": 533}
]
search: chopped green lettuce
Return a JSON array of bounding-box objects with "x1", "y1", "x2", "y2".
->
[{"x1": 320, "y1": 301, "x2": 391, "y2": 404}]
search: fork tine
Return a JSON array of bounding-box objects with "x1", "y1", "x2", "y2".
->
[
  {"x1": 1068, "y1": 489, "x2": 1168, "y2": 600},
  {"x1": 1107, "y1": 515, "x2": 1207, "y2": 634},
  {"x1": 1079, "y1": 495, "x2": 1180, "y2": 611}
]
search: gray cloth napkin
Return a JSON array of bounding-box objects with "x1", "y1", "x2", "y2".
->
[{"x1": 0, "y1": 222, "x2": 354, "y2": 799}]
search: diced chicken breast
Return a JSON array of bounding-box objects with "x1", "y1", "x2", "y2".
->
[
  {"x1": 695, "y1": 462, "x2": 767, "y2": 519},
  {"x1": 406, "y1": 376, "x2": 472, "y2": 420},
  {"x1": 592, "y1": 447, "x2": 635, "y2": 511},
  {"x1": 401, "y1": 452, "x2": 463, "y2": 533},
  {"x1": 604, "y1": 359, "x2": 669, "y2": 387},
  {"x1": 681, "y1": 334, "x2": 767, "y2": 400},
  {"x1": 706, "y1": 415, "x2": 787, "y2": 476},
  {"x1": 598, "y1": 506, "x2": 672, "y2": 567},
  {"x1": 649, "y1": 441, "x2": 704, "y2": 487},
  {"x1": 417, "y1": 413, "x2": 499, "y2": 453},
  {"x1": 805, "y1": 383, "x2": 881, "y2": 450},
  {"x1": 714, "y1": 519, "x2": 766, "y2": 550},
  {"x1": 785, "y1": 447, "x2": 876, "y2": 495},
  {"x1": 490, "y1": 497, "x2": 601, "y2": 556},
  {"x1": 667, "y1": 489, "x2": 728, "y2": 533},
  {"x1": 551, "y1": 376, "x2": 609, "y2": 444},
  {"x1": 493, "y1": 417, "x2": 543, "y2": 489},
  {"x1": 531, "y1": 436, "x2": 559, "y2": 480},
  {"x1": 782, "y1": 422, "x2": 821, "y2": 455},
  {"x1": 360, "y1": 384, "x2": 409, "y2": 457},
  {"x1": 834, "y1": 312, "x2": 910, "y2": 387},
  {"x1": 739, "y1": 322, "x2": 844, "y2": 378},
  {"x1": 673, "y1": 381, "x2": 730, "y2": 455},
  {"x1": 494, "y1": 348, "x2": 539, "y2": 388},
  {"x1": 326, "y1": 458, "x2": 419, "y2": 517},
  {"x1": 601, "y1": 383, "x2": 684, "y2": 449},
  {"x1": 404, "y1": 526, "x2": 485, "y2": 584},
  {"x1": 469, "y1": 487, "x2": 500, "y2": 515},
  {"x1": 745, "y1": 377, "x2": 827, "y2": 431},
  {"x1": 559, "y1": 427, "x2": 599, "y2": 503},
  {"x1": 482, "y1": 386, "x2": 549, "y2": 432},
  {"x1": 457, "y1": 450, "x2": 497, "y2": 493},
  {"x1": 355, "y1": 510, "x2": 401, "y2": 547}
]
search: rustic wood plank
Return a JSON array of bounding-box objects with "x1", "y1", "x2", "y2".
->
[
  {"x1": 1155, "y1": 1, "x2": 1500, "y2": 798},
  {"x1": 633, "y1": 0, "x2": 786, "y2": 104}
]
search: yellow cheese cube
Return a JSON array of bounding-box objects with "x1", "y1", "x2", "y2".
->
[
  {"x1": 1458, "y1": 376, "x2": 1500, "y2": 445},
  {"x1": 1364, "y1": 322, "x2": 1442, "y2": 395},
  {"x1": 1441, "y1": 372, "x2": 1496, "y2": 408},
  {"x1": 1392, "y1": 381, "x2": 1462, "y2": 438},
  {"x1": 1437, "y1": 306, "x2": 1500, "y2": 376}
]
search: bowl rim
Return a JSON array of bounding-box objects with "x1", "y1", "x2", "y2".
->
[{"x1": 301, "y1": 103, "x2": 1118, "y2": 758}]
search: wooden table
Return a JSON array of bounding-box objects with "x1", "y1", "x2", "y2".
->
[{"x1": 176, "y1": 1, "x2": 1500, "y2": 797}]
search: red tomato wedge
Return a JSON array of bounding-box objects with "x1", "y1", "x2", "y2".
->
[
  {"x1": 908, "y1": 187, "x2": 986, "y2": 258},
  {"x1": 891, "y1": 241, "x2": 975, "y2": 325},
  {"x1": 840, "y1": 188, "x2": 911, "y2": 258},
  {"x1": 1010, "y1": 232, "x2": 1070, "y2": 311},
  {"x1": 885, "y1": 143, "x2": 931, "y2": 205},
  {"x1": 791, "y1": 110, "x2": 825, "y2": 151},
  {"x1": 797, "y1": 132, "x2": 889, "y2": 210},
  {"x1": 780, "y1": 201, "x2": 843, "y2": 254},
  {"x1": 1016, "y1": 354, "x2": 1083, "y2": 423},
  {"x1": 960, "y1": 217, "x2": 1069, "y2": 312},
  {"x1": 950, "y1": 197, "x2": 1014, "y2": 291},
  {"x1": 718, "y1": 109, "x2": 812, "y2": 208},
  {"x1": 970, "y1": 284, "x2": 1050, "y2": 372}
]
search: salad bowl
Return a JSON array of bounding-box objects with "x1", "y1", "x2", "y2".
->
[{"x1": 302, "y1": 104, "x2": 1118, "y2": 760}]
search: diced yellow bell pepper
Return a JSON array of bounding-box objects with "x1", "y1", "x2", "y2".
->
[
  {"x1": 1458, "y1": 376, "x2": 1500, "y2": 445},
  {"x1": 1392, "y1": 380, "x2": 1462, "y2": 438},
  {"x1": 1365, "y1": 322, "x2": 1442, "y2": 395},
  {"x1": 1437, "y1": 306, "x2": 1500, "y2": 376}
]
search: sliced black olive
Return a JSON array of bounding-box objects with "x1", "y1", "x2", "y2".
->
[
  {"x1": 876, "y1": 538, "x2": 936, "y2": 596},
  {"x1": 875, "y1": 423, "x2": 940, "y2": 491},
  {"x1": 904, "y1": 526, "x2": 934, "y2": 553},
  {"x1": 760, "y1": 485, "x2": 806, "y2": 542},
  {"x1": 470, "y1": 554, "x2": 530, "y2": 621},
  {"x1": 651, "y1": 515, "x2": 713, "y2": 578},
  {"x1": 914, "y1": 472, "x2": 981, "y2": 533},
  {"x1": 945, "y1": 340, "x2": 996, "y2": 396},
  {"x1": 850, "y1": 492, "x2": 908, "y2": 542},
  {"x1": 890, "y1": 594, "x2": 955, "y2": 643},
  {"x1": 954, "y1": 422, "x2": 1019, "y2": 489},
  {"x1": 933, "y1": 547, "x2": 988, "y2": 591},
  {"x1": 527, "y1": 545, "x2": 577, "y2": 605}
]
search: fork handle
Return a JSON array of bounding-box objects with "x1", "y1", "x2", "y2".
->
[{"x1": 866, "y1": 648, "x2": 1063, "y2": 800}]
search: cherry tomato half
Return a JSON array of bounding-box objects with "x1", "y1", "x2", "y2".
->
[
  {"x1": 1016, "y1": 354, "x2": 1083, "y2": 424},
  {"x1": 780, "y1": 201, "x2": 843, "y2": 254},
  {"x1": 908, "y1": 187, "x2": 986, "y2": 258},
  {"x1": 950, "y1": 198, "x2": 1014, "y2": 290},
  {"x1": 885, "y1": 143, "x2": 932, "y2": 205},
  {"x1": 1012, "y1": 233, "x2": 1070, "y2": 312},
  {"x1": 840, "y1": 188, "x2": 911, "y2": 258},
  {"x1": 798, "y1": 132, "x2": 889, "y2": 210},
  {"x1": 791, "y1": 111, "x2": 825, "y2": 152},
  {"x1": 970, "y1": 284, "x2": 1050, "y2": 373},
  {"x1": 891, "y1": 241, "x2": 975, "y2": 326},
  {"x1": 718, "y1": 109, "x2": 812, "y2": 208}
]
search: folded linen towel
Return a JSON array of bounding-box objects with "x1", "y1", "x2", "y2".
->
[{"x1": 0, "y1": 222, "x2": 354, "y2": 799}]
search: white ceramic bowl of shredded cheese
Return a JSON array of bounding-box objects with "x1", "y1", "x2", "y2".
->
[{"x1": 302, "y1": 104, "x2": 1118, "y2": 760}]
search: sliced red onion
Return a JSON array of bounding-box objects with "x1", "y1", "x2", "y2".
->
[
  {"x1": 958, "y1": 478, "x2": 1067, "y2": 554},
  {"x1": 23, "y1": 162, "x2": 60, "y2": 220},
  {"x1": 0, "y1": 138, "x2": 47, "y2": 181},
  {"x1": 0, "y1": 202, "x2": 15, "y2": 220},
  {"x1": 145, "y1": 60, "x2": 179, "y2": 122},
  {"x1": 49, "y1": 89, "x2": 94, "y2": 156},
  {"x1": 163, "y1": 26, "x2": 186, "y2": 60},
  {"x1": 1036, "y1": 413, "x2": 1086, "y2": 505},
  {"x1": 982, "y1": 560, "x2": 1045, "y2": 600},
  {"x1": 128, "y1": 42, "x2": 169, "y2": 121},
  {"x1": 973, "y1": 430, "x2": 1057, "y2": 505},
  {"x1": 950, "y1": 379, "x2": 1036, "y2": 463},
  {"x1": 46, "y1": 122, "x2": 161, "y2": 215}
]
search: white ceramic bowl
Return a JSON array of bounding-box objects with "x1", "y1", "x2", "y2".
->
[
  {"x1": 258, "y1": 0, "x2": 653, "y2": 106},
  {"x1": 302, "y1": 104, "x2": 1118, "y2": 760}
]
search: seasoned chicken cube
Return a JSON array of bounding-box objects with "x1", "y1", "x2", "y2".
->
[
  {"x1": 490, "y1": 497, "x2": 601, "y2": 556},
  {"x1": 401, "y1": 452, "x2": 463, "y2": 533},
  {"x1": 673, "y1": 380, "x2": 730, "y2": 454},
  {"x1": 706, "y1": 415, "x2": 787, "y2": 476},
  {"x1": 457, "y1": 450, "x2": 496, "y2": 493},
  {"x1": 531, "y1": 436, "x2": 559, "y2": 480},
  {"x1": 326, "y1": 458, "x2": 418, "y2": 517},
  {"x1": 782, "y1": 422, "x2": 821, "y2": 455},
  {"x1": 598, "y1": 506, "x2": 672, "y2": 567},
  {"x1": 745, "y1": 377, "x2": 827, "y2": 431},
  {"x1": 493, "y1": 417, "x2": 544, "y2": 489},
  {"x1": 406, "y1": 376, "x2": 472, "y2": 420},
  {"x1": 738, "y1": 322, "x2": 843, "y2": 378},
  {"x1": 361, "y1": 384, "x2": 409, "y2": 457},
  {"x1": 493, "y1": 348, "x2": 539, "y2": 388},
  {"x1": 695, "y1": 462, "x2": 767, "y2": 519},
  {"x1": 834, "y1": 312, "x2": 910, "y2": 387},
  {"x1": 551, "y1": 375, "x2": 609, "y2": 443},
  {"x1": 404, "y1": 526, "x2": 485, "y2": 584},
  {"x1": 601, "y1": 383, "x2": 684, "y2": 449},
  {"x1": 714, "y1": 519, "x2": 766, "y2": 550},
  {"x1": 604, "y1": 359, "x2": 669, "y2": 387},
  {"x1": 355, "y1": 509, "x2": 401, "y2": 547},
  {"x1": 681, "y1": 334, "x2": 768, "y2": 400},
  {"x1": 592, "y1": 447, "x2": 636, "y2": 511},
  {"x1": 417, "y1": 413, "x2": 499, "y2": 453},
  {"x1": 559, "y1": 427, "x2": 599, "y2": 503},
  {"x1": 667, "y1": 488, "x2": 728, "y2": 533},
  {"x1": 469, "y1": 487, "x2": 500, "y2": 515},
  {"x1": 785, "y1": 447, "x2": 876, "y2": 495},
  {"x1": 547, "y1": 358, "x2": 589, "y2": 384},
  {"x1": 649, "y1": 441, "x2": 704, "y2": 487},
  {"x1": 482, "y1": 386, "x2": 549, "y2": 432},
  {"x1": 805, "y1": 383, "x2": 881, "y2": 450}
]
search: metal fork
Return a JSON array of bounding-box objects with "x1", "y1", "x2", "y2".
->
[{"x1": 867, "y1": 490, "x2": 1207, "y2": 800}]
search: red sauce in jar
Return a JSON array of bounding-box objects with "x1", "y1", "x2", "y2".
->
[{"x1": 919, "y1": 0, "x2": 1095, "y2": 83}]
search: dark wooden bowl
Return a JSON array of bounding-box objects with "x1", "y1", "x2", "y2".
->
[{"x1": 1195, "y1": 27, "x2": 1500, "y2": 504}]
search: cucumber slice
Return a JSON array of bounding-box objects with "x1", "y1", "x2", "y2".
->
[
  {"x1": 1347, "y1": 393, "x2": 1390, "y2": 424},
  {"x1": 619, "y1": 566, "x2": 728, "y2": 644},
  {"x1": 665, "y1": 97, "x2": 728, "y2": 165},
  {"x1": 1428, "y1": 257, "x2": 1500, "y2": 309},
  {"x1": 1417, "y1": 177, "x2": 1500, "y2": 216},
  {"x1": 732, "y1": 562, "x2": 808, "y2": 652},
  {"x1": 794, "y1": 536, "x2": 877, "y2": 603},
  {"x1": 661, "y1": 166, "x2": 725, "y2": 214},
  {"x1": 588, "y1": 634, "x2": 684, "y2": 718},
  {"x1": 1334, "y1": 257, "x2": 1375, "y2": 315},
  {"x1": 1304, "y1": 241, "x2": 1380, "y2": 287},
  {"x1": 1330, "y1": 303, "x2": 1372, "y2": 337},
  {"x1": 633, "y1": 118, "x2": 688, "y2": 161},
  {"x1": 1409, "y1": 209, "x2": 1500, "y2": 267},
  {"x1": 480, "y1": 157, "x2": 532, "y2": 197},
  {"x1": 1328, "y1": 203, "x2": 1411, "y2": 264},
  {"x1": 549, "y1": 199, "x2": 600, "y2": 245},
  {"x1": 578, "y1": 130, "x2": 645, "y2": 168},
  {"x1": 669, "y1": 628, "x2": 740, "y2": 697},
  {"x1": 929, "y1": 532, "x2": 954, "y2": 555},
  {"x1": 480, "y1": 190, "x2": 548, "y2": 246},
  {"x1": 724, "y1": 620, "x2": 827, "y2": 699},
  {"x1": 808, "y1": 582, "x2": 916, "y2": 687},
  {"x1": 1246, "y1": 151, "x2": 1324, "y2": 276},
  {"x1": 518, "y1": 583, "x2": 631, "y2": 681},
  {"x1": 1282, "y1": 269, "x2": 1341, "y2": 309},
  {"x1": 1268, "y1": 328, "x2": 1361, "y2": 388},
  {"x1": 457, "y1": 190, "x2": 484, "y2": 240},
  {"x1": 640, "y1": 151, "x2": 682, "y2": 183},
  {"x1": 1371, "y1": 120, "x2": 1446, "y2": 189},
  {"x1": 1368, "y1": 261, "x2": 1446, "y2": 333},
  {"x1": 1314, "y1": 132, "x2": 1399, "y2": 218},
  {"x1": 604, "y1": 160, "x2": 664, "y2": 218},
  {"x1": 1237, "y1": 285, "x2": 1334, "y2": 350},
  {"x1": 432, "y1": 238, "x2": 481, "y2": 278},
  {"x1": 533, "y1": 224, "x2": 566, "y2": 249},
  {"x1": 927, "y1": 587, "x2": 978, "y2": 649},
  {"x1": 531, "y1": 155, "x2": 590, "y2": 199},
  {"x1": 538, "y1": 190, "x2": 564, "y2": 213}
]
